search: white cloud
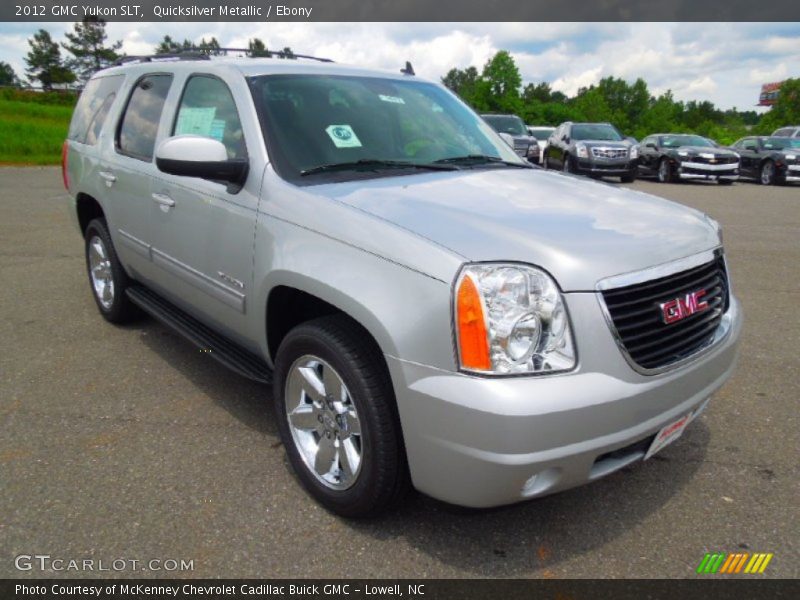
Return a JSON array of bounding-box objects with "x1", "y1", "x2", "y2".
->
[{"x1": 1, "y1": 21, "x2": 798, "y2": 112}]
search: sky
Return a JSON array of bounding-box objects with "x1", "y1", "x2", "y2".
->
[{"x1": 1, "y1": 22, "x2": 799, "y2": 112}]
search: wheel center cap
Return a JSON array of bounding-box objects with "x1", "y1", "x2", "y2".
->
[{"x1": 322, "y1": 413, "x2": 337, "y2": 432}]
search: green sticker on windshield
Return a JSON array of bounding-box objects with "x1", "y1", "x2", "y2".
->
[{"x1": 326, "y1": 124, "x2": 362, "y2": 148}]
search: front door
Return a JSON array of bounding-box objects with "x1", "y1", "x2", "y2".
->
[{"x1": 148, "y1": 74, "x2": 259, "y2": 343}]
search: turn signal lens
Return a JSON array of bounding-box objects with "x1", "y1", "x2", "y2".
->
[{"x1": 456, "y1": 274, "x2": 491, "y2": 371}]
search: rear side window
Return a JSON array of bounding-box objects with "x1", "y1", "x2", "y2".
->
[
  {"x1": 67, "y1": 75, "x2": 124, "y2": 144},
  {"x1": 117, "y1": 74, "x2": 173, "y2": 161},
  {"x1": 173, "y1": 75, "x2": 246, "y2": 159}
]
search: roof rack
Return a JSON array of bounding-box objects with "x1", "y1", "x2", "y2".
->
[{"x1": 113, "y1": 47, "x2": 334, "y2": 66}]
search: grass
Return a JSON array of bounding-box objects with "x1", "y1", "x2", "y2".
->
[{"x1": 0, "y1": 92, "x2": 76, "y2": 165}]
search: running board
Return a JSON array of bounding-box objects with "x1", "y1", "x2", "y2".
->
[{"x1": 126, "y1": 286, "x2": 272, "y2": 384}]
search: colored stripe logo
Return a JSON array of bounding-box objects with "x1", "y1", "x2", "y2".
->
[{"x1": 697, "y1": 552, "x2": 773, "y2": 574}]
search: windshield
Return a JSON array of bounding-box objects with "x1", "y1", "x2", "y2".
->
[
  {"x1": 482, "y1": 115, "x2": 528, "y2": 136},
  {"x1": 249, "y1": 75, "x2": 523, "y2": 182},
  {"x1": 762, "y1": 137, "x2": 800, "y2": 150},
  {"x1": 528, "y1": 127, "x2": 554, "y2": 140},
  {"x1": 661, "y1": 134, "x2": 714, "y2": 148},
  {"x1": 571, "y1": 123, "x2": 623, "y2": 141}
]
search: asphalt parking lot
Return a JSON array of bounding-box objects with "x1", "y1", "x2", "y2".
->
[{"x1": 1, "y1": 167, "x2": 798, "y2": 579}]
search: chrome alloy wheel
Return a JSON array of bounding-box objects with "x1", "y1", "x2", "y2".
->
[
  {"x1": 760, "y1": 161, "x2": 774, "y2": 185},
  {"x1": 284, "y1": 355, "x2": 363, "y2": 490},
  {"x1": 88, "y1": 235, "x2": 114, "y2": 309}
]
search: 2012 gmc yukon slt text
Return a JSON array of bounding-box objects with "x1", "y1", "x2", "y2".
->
[{"x1": 64, "y1": 56, "x2": 742, "y2": 517}]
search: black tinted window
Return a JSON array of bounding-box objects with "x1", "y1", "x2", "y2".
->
[
  {"x1": 68, "y1": 75, "x2": 124, "y2": 144},
  {"x1": 118, "y1": 74, "x2": 173, "y2": 161},
  {"x1": 173, "y1": 76, "x2": 246, "y2": 159}
]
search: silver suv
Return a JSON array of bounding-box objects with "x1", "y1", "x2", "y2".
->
[{"x1": 64, "y1": 54, "x2": 742, "y2": 517}]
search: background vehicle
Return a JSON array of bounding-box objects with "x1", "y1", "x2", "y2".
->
[
  {"x1": 64, "y1": 54, "x2": 741, "y2": 517},
  {"x1": 637, "y1": 134, "x2": 739, "y2": 184},
  {"x1": 527, "y1": 125, "x2": 554, "y2": 164},
  {"x1": 731, "y1": 136, "x2": 800, "y2": 185},
  {"x1": 482, "y1": 114, "x2": 540, "y2": 163},
  {"x1": 771, "y1": 126, "x2": 800, "y2": 138},
  {"x1": 544, "y1": 122, "x2": 637, "y2": 182}
]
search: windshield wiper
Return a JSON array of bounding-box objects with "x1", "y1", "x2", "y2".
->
[
  {"x1": 433, "y1": 155, "x2": 532, "y2": 168},
  {"x1": 300, "y1": 159, "x2": 460, "y2": 176}
]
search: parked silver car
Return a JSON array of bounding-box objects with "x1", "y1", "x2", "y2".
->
[{"x1": 64, "y1": 54, "x2": 742, "y2": 516}]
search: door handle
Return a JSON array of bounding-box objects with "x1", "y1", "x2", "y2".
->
[
  {"x1": 98, "y1": 171, "x2": 116, "y2": 186},
  {"x1": 151, "y1": 193, "x2": 175, "y2": 208}
]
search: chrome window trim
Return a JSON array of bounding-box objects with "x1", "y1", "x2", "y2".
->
[{"x1": 596, "y1": 247, "x2": 733, "y2": 376}]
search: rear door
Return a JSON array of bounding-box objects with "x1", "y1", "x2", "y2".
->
[
  {"x1": 104, "y1": 73, "x2": 174, "y2": 280},
  {"x1": 148, "y1": 72, "x2": 259, "y2": 343}
]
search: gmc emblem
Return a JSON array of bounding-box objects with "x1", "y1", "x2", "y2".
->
[{"x1": 660, "y1": 289, "x2": 709, "y2": 324}]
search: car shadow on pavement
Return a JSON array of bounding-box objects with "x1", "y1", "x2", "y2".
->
[
  {"x1": 135, "y1": 313, "x2": 709, "y2": 576},
  {"x1": 136, "y1": 318, "x2": 277, "y2": 437}
]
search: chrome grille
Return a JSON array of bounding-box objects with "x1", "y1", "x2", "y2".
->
[
  {"x1": 591, "y1": 147, "x2": 628, "y2": 159},
  {"x1": 513, "y1": 139, "x2": 529, "y2": 156},
  {"x1": 601, "y1": 254, "x2": 729, "y2": 371}
]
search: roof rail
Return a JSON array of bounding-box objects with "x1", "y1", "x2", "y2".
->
[
  {"x1": 112, "y1": 48, "x2": 334, "y2": 67},
  {"x1": 114, "y1": 53, "x2": 210, "y2": 66}
]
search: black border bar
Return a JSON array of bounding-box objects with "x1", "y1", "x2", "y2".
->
[{"x1": 3, "y1": 0, "x2": 800, "y2": 22}]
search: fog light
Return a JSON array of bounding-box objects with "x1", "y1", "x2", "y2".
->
[{"x1": 521, "y1": 467, "x2": 561, "y2": 497}]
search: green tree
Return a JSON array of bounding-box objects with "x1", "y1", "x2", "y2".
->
[
  {"x1": 155, "y1": 35, "x2": 193, "y2": 54},
  {"x1": 62, "y1": 17, "x2": 122, "y2": 83},
  {"x1": 198, "y1": 37, "x2": 222, "y2": 56},
  {"x1": 248, "y1": 38, "x2": 271, "y2": 57},
  {"x1": 25, "y1": 29, "x2": 75, "y2": 91},
  {"x1": 442, "y1": 66, "x2": 480, "y2": 101},
  {"x1": 481, "y1": 50, "x2": 521, "y2": 112},
  {"x1": 0, "y1": 61, "x2": 19, "y2": 86},
  {"x1": 758, "y1": 78, "x2": 800, "y2": 134}
]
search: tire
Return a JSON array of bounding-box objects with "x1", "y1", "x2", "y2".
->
[
  {"x1": 760, "y1": 160, "x2": 776, "y2": 185},
  {"x1": 718, "y1": 179, "x2": 733, "y2": 185},
  {"x1": 562, "y1": 154, "x2": 575, "y2": 174},
  {"x1": 273, "y1": 315, "x2": 409, "y2": 517},
  {"x1": 657, "y1": 158, "x2": 674, "y2": 183},
  {"x1": 84, "y1": 218, "x2": 140, "y2": 323}
]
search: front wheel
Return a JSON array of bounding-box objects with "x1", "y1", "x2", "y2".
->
[
  {"x1": 760, "y1": 160, "x2": 776, "y2": 185},
  {"x1": 657, "y1": 158, "x2": 675, "y2": 183},
  {"x1": 273, "y1": 316, "x2": 409, "y2": 517},
  {"x1": 562, "y1": 154, "x2": 575, "y2": 174}
]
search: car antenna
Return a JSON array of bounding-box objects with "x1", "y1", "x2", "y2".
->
[{"x1": 400, "y1": 61, "x2": 415, "y2": 76}]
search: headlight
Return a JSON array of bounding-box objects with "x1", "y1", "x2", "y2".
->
[
  {"x1": 527, "y1": 142, "x2": 539, "y2": 158},
  {"x1": 629, "y1": 146, "x2": 638, "y2": 159},
  {"x1": 678, "y1": 150, "x2": 689, "y2": 157},
  {"x1": 786, "y1": 154, "x2": 796, "y2": 160},
  {"x1": 576, "y1": 143, "x2": 588, "y2": 158},
  {"x1": 454, "y1": 264, "x2": 576, "y2": 375}
]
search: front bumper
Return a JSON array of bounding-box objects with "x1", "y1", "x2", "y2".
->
[
  {"x1": 388, "y1": 293, "x2": 742, "y2": 508},
  {"x1": 678, "y1": 161, "x2": 739, "y2": 181},
  {"x1": 783, "y1": 164, "x2": 800, "y2": 182},
  {"x1": 576, "y1": 158, "x2": 637, "y2": 176}
]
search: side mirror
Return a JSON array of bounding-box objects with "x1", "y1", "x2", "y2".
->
[
  {"x1": 156, "y1": 135, "x2": 248, "y2": 185},
  {"x1": 645, "y1": 142, "x2": 657, "y2": 149},
  {"x1": 562, "y1": 135, "x2": 570, "y2": 143},
  {"x1": 498, "y1": 132, "x2": 515, "y2": 148}
]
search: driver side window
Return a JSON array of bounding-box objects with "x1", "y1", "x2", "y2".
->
[{"x1": 173, "y1": 75, "x2": 246, "y2": 159}]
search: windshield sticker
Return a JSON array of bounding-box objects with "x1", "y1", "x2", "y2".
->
[
  {"x1": 379, "y1": 94, "x2": 405, "y2": 105},
  {"x1": 175, "y1": 107, "x2": 217, "y2": 137},
  {"x1": 325, "y1": 124, "x2": 362, "y2": 148}
]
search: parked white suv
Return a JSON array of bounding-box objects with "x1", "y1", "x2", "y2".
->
[{"x1": 64, "y1": 53, "x2": 742, "y2": 516}]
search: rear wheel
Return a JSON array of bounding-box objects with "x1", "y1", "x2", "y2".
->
[
  {"x1": 84, "y1": 218, "x2": 139, "y2": 323},
  {"x1": 760, "y1": 160, "x2": 776, "y2": 185},
  {"x1": 273, "y1": 316, "x2": 409, "y2": 517}
]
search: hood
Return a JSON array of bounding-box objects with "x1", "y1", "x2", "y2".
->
[
  {"x1": 672, "y1": 145, "x2": 738, "y2": 157},
  {"x1": 319, "y1": 169, "x2": 719, "y2": 291}
]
